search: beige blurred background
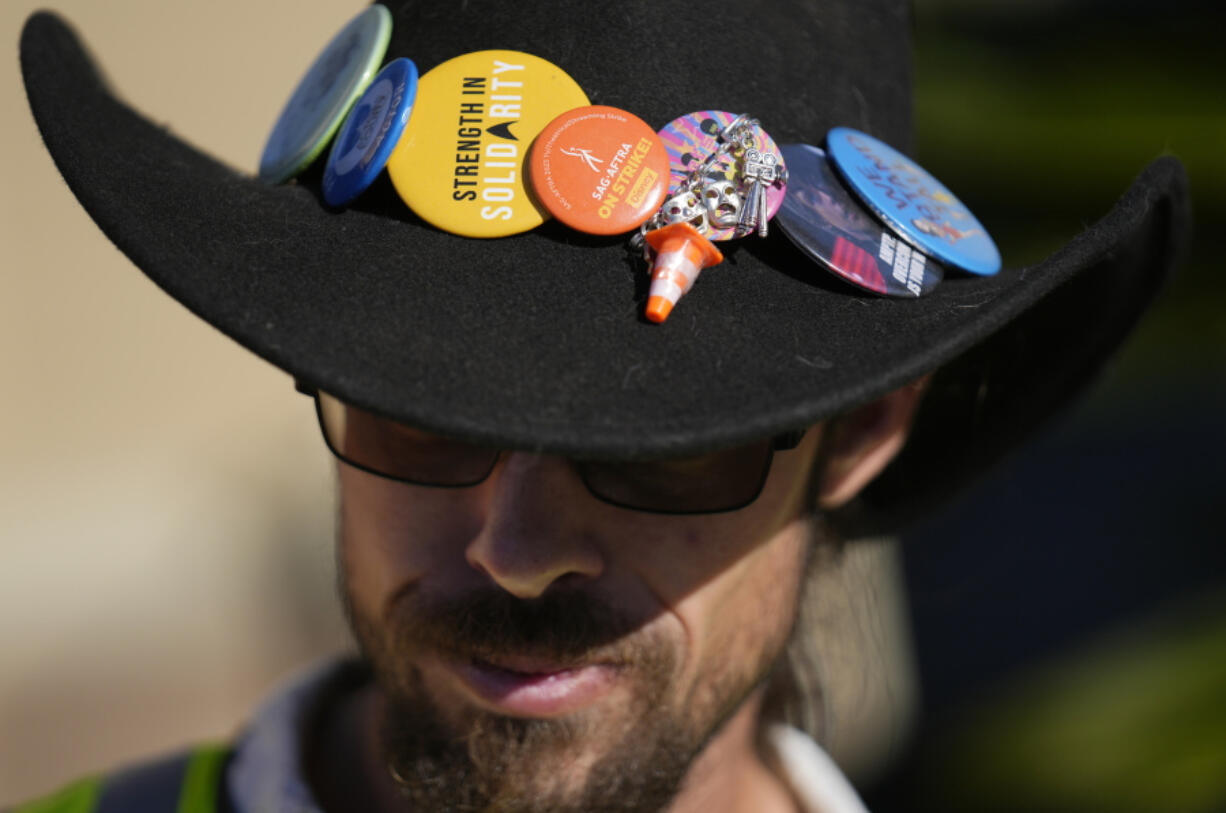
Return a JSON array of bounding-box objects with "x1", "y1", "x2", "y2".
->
[{"x1": 2, "y1": 1, "x2": 366, "y2": 803}]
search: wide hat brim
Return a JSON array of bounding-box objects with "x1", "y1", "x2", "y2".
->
[{"x1": 20, "y1": 6, "x2": 1189, "y2": 535}]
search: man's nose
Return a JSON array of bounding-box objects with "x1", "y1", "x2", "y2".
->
[{"x1": 464, "y1": 452, "x2": 605, "y2": 599}]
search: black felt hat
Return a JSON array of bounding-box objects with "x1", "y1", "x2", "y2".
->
[{"x1": 20, "y1": 1, "x2": 1189, "y2": 535}]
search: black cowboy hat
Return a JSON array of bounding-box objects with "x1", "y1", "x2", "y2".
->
[{"x1": 19, "y1": 0, "x2": 1190, "y2": 536}]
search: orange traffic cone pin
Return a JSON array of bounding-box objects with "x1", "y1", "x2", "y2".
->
[{"x1": 643, "y1": 192, "x2": 723, "y2": 323}]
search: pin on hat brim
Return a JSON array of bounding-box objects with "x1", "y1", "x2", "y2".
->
[{"x1": 18, "y1": 9, "x2": 1191, "y2": 534}]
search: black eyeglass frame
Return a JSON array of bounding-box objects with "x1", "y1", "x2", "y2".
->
[{"x1": 299, "y1": 383, "x2": 805, "y2": 515}]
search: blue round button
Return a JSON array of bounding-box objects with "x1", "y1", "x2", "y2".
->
[
  {"x1": 776, "y1": 143, "x2": 943, "y2": 297},
  {"x1": 323, "y1": 58, "x2": 419, "y2": 207},
  {"x1": 259, "y1": 5, "x2": 393, "y2": 185},
  {"x1": 826, "y1": 127, "x2": 1001, "y2": 276}
]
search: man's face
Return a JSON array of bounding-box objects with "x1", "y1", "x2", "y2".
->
[{"x1": 338, "y1": 429, "x2": 824, "y2": 811}]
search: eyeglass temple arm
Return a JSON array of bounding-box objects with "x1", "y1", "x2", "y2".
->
[{"x1": 772, "y1": 429, "x2": 805, "y2": 451}]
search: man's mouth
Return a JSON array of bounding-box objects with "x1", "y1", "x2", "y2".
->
[{"x1": 440, "y1": 653, "x2": 621, "y2": 718}]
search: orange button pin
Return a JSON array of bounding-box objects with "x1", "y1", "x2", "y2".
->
[{"x1": 529, "y1": 106, "x2": 669, "y2": 236}]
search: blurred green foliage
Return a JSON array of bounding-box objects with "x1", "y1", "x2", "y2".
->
[
  {"x1": 912, "y1": 593, "x2": 1226, "y2": 813},
  {"x1": 891, "y1": 3, "x2": 1226, "y2": 810},
  {"x1": 913, "y1": 0, "x2": 1224, "y2": 384}
]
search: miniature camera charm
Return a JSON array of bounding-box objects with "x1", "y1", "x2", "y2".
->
[{"x1": 739, "y1": 148, "x2": 779, "y2": 238}]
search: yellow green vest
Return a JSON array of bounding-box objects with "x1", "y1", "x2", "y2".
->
[{"x1": 9, "y1": 745, "x2": 229, "y2": 813}]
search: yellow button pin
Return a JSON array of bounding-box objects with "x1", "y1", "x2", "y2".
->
[{"x1": 387, "y1": 50, "x2": 589, "y2": 238}]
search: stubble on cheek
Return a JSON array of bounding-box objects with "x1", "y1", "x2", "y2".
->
[{"x1": 680, "y1": 518, "x2": 811, "y2": 716}]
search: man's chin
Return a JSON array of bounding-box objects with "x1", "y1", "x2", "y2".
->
[
  {"x1": 380, "y1": 680, "x2": 696, "y2": 813},
  {"x1": 345, "y1": 587, "x2": 711, "y2": 809}
]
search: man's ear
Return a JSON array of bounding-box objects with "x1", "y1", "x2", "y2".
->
[{"x1": 817, "y1": 376, "x2": 931, "y2": 510}]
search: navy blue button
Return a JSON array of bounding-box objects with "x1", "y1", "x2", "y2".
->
[
  {"x1": 259, "y1": 5, "x2": 392, "y2": 185},
  {"x1": 323, "y1": 58, "x2": 419, "y2": 207},
  {"x1": 776, "y1": 143, "x2": 944, "y2": 297},
  {"x1": 826, "y1": 127, "x2": 1001, "y2": 276}
]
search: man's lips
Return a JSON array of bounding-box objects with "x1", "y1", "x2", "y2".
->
[{"x1": 434, "y1": 654, "x2": 621, "y2": 718}]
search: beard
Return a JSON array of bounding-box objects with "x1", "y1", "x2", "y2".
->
[{"x1": 342, "y1": 578, "x2": 795, "y2": 813}]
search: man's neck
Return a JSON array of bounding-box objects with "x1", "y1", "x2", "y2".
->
[
  {"x1": 308, "y1": 684, "x2": 799, "y2": 813},
  {"x1": 666, "y1": 691, "x2": 800, "y2": 813}
]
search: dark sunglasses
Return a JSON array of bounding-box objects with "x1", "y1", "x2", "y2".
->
[{"x1": 302, "y1": 388, "x2": 804, "y2": 515}]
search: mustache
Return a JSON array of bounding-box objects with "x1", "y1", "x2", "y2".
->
[{"x1": 387, "y1": 588, "x2": 650, "y2": 665}]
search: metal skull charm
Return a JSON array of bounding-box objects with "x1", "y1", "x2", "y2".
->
[
  {"x1": 700, "y1": 179, "x2": 742, "y2": 229},
  {"x1": 659, "y1": 190, "x2": 709, "y2": 233}
]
